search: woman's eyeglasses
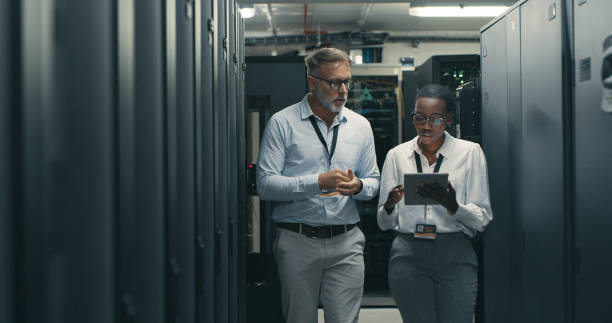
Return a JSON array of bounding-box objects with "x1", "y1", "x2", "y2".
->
[{"x1": 411, "y1": 113, "x2": 447, "y2": 126}]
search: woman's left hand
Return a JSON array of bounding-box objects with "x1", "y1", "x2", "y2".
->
[{"x1": 416, "y1": 181, "x2": 459, "y2": 214}]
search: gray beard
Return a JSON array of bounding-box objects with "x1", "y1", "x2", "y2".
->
[{"x1": 316, "y1": 90, "x2": 343, "y2": 113}]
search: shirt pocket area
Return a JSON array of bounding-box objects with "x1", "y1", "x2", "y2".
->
[{"x1": 332, "y1": 142, "x2": 362, "y2": 170}]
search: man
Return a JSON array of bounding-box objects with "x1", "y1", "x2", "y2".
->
[{"x1": 257, "y1": 48, "x2": 380, "y2": 323}]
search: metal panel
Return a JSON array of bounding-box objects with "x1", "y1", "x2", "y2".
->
[
  {"x1": 574, "y1": 0, "x2": 612, "y2": 321},
  {"x1": 504, "y1": 8, "x2": 524, "y2": 323},
  {"x1": 194, "y1": 0, "x2": 216, "y2": 322},
  {"x1": 519, "y1": 1, "x2": 566, "y2": 321},
  {"x1": 236, "y1": 11, "x2": 248, "y2": 323},
  {"x1": 226, "y1": 1, "x2": 239, "y2": 323},
  {"x1": 117, "y1": 1, "x2": 165, "y2": 323},
  {"x1": 0, "y1": 1, "x2": 14, "y2": 322},
  {"x1": 480, "y1": 13, "x2": 511, "y2": 323},
  {"x1": 401, "y1": 70, "x2": 418, "y2": 142},
  {"x1": 173, "y1": 0, "x2": 197, "y2": 322},
  {"x1": 20, "y1": 1, "x2": 115, "y2": 322},
  {"x1": 214, "y1": 0, "x2": 230, "y2": 321}
]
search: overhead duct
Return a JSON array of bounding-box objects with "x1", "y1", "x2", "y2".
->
[{"x1": 245, "y1": 31, "x2": 479, "y2": 47}]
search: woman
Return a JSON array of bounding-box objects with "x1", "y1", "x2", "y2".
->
[{"x1": 377, "y1": 84, "x2": 493, "y2": 323}]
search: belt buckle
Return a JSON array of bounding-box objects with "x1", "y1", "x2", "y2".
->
[{"x1": 308, "y1": 227, "x2": 320, "y2": 239}]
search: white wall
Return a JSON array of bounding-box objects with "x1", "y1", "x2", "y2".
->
[{"x1": 382, "y1": 41, "x2": 480, "y2": 66}]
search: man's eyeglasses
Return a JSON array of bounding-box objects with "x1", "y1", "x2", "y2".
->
[
  {"x1": 411, "y1": 113, "x2": 447, "y2": 126},
  {"x1": 310, "y1": 74, "x2": 354, "y2": 90}
]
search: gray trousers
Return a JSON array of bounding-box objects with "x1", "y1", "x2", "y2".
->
[
  {"x1": 273, "y1": 226, "x2": 366, "y2": 323},
  {"x1": 388, "y1": 232, "x2": 477, "y2": 323}
]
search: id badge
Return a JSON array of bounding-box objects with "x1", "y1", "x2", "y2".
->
[{"x1": 414, "y1": 224, "x2": 437, "y2": 240}]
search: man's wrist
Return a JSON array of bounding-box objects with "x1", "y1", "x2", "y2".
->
[{"x1": 357, "y1": 179, "x2": 363, "y2": 193}]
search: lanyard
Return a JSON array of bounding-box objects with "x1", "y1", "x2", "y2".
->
[
  {"x1": 414, "y1": 151, "x2": 444, "y2": 173},
  {"x1": 414, "y1": 151, "x2": 444, "y2": 222},
  {"x1": 309, "y1": 115, "x2": 338, "y2": 162}
]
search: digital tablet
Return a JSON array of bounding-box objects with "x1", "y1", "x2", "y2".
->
[{"x1": 403, "y1": 173, "x2": 449, "y2": 205}]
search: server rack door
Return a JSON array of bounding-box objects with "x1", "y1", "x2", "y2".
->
[
  {"x1": 236, "y1": 14, "x2": 248, "y2": 323},
  {"x1": 194, "y1": 0, "x2": 216, "y2": 322},
  {"x1": 574, "y1": 0, "x2": 612, "y2": 321},
  {"x1": 214, "y1": 0, "x2": 230, "y2": 321},
  {"x1": 503, "y1": 8, "x2": 524, "y2": 323},
  {"x1": 19, "y1": 2, "x2": 115, "y2": 323},
  {"x1": 0, "y1": 1, "x2": 14, "y2": 321},
  {"x1": 116, "y1": 1, "x2": 165, "y2": 323},
  {"x1": 519, "y1": 1, "x2": 566, "y2": 321},
  {"x1": 226, "y1": 1, "x2": 239, "y2": 322},
  {"x1": 164, "y1": 0, "x2": 197, "y2": 322},
  {"x1": 480, "y1": 15, "x2": 512, "y2": 323}
]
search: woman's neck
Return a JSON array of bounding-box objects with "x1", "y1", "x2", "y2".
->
[{"x1": 418, "y1": 136, "x2": 444, "y2": 156}]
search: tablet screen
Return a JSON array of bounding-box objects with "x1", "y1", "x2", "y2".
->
[{"x1": 403, "y1": 173, "x2": 449, "y2": 205}]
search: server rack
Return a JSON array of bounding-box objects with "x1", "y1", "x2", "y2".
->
[
  {"x1": 245, "y1": 56, "x2": 307, "y2": 322},
  {"x1": 0, "y1": 2, "x2": 15, "y2": 322},
  {"x1": 3, "y1": 1, "x2": 246, "y2": 322},
  {"x1": 573, "y1": 1, "x2": 612, "y2": 321},
  {"x1": 194, "y1": 0, "x2": 216, "y2": 321},
  {"x1": 347, "y1": 75, "x2": 399, "y2": 296},
  {"x1": 116, "y1": 2, "x2": 166, "y2": 323},
  {"x1": 480, "y1": 0, "x2": 574, "y2": 322}
]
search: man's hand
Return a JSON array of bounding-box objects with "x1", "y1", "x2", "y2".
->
[
  {"x1": 416, "y1": 181, "x2": 459, "y2": 214},
  {"x1": 336, "y1": 169, "x2": 362, "y2": 196},
  {"x1": 318, "y1": 169, "x2": 351, "y2": 191},
  {"x1": 384, "y1": 184, "x2": 404, "y2": 214}
]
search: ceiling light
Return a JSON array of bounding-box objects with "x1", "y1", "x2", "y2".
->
[
  {"x1": 239, "y1": 5, "x2": 256, "y2": 19},
  {"x1": 409, "y1": 6, "x2": 508, "y2": 17}
]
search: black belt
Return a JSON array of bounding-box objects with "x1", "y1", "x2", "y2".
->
[{"x1": 277, "y1": 222, "x2": 357, "y2": 239}]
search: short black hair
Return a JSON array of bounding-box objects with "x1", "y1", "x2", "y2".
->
[{"x1": 415, "y1": 84, "x2": 455, "y2": 114}]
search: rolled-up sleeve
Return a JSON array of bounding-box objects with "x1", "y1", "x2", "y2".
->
[
  {"x1": 352, "y1": 124, "x2": 380, "y2": 200},
  {"x1": 377, "y1": 149, "x2": 400, "y2": 231},
  {"x1": 256, "y1": 117, "x2": 322, "y2": 201},
  {"x1": 452, "y1": 146, "x2": 493, "y2": 233}
]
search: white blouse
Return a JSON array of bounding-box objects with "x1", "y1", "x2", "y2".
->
[{"x1": 377, "y1": 132, "x2": 493, "y2": 237}]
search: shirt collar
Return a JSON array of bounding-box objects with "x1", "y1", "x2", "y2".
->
[
  {"x1": 411, "y1": 131, "x2": 455, "y2": 159},
  {"x1": 299, "y1": 94, "x2": 347, "y2": 125}
]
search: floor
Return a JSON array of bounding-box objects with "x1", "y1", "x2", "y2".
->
[{"x1": 317, "y1": 308, "x2": 402, "y2": 323}]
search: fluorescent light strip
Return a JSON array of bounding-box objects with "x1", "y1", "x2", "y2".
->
[
  {"x1": 409, "y1": 6, "x2": 508, "y2": 17},
  {"x1": 240, "y1": 7, "x2": 256, "y2": 19}
]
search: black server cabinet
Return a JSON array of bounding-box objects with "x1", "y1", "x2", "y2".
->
[
  {"x1": 214, "y1": 0, "x2": 230, "y2": 321},
  {"x1": 164, "y1": 0, "x2": 197, "y2": 322},
  {"x1": 194, "y1": 0, "x2": 216, "y2": 322},
  {"x1": 226, "y1": 0, "x2": 239, "y2": 322},
  {"x1": 415, "y1": 55, "x2": 481, "y2": 91},
  {"x1": 481, "y1": 1, "x2": 573, "y2": 322},
  {"x1": 574, "y1": 0, "x2": 612, "y2": 321},
  {"x1": 481, "y1": 11, "x2": 512, "y2": 323},
  {"x1": 245, "y1": 56, "x2": 307, "y2": 323},
  {"x1": 17, "y1": 2, "x2": 116, "y2": 323},
  {"x1": 401, "y1": 70, "x2": 418, "y2": 141},
  {"x1": 236, "y1": 12, "x2": 248, "y2": 323},
  {"x1": 0, "y1": 2, "x2": 15, "y2": 322},
  {"x1": 116, "y1": 2, "x2": 166, "y2": 323},
  {"x1": 518, "y1": 1, "x2": 569, "y2": 321}
]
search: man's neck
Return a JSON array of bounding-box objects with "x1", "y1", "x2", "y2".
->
[{"x1": 308, "y1": 94, "x2": 337, "y2": 129}]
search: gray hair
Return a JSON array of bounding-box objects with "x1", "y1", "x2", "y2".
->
[
  {"x1": 305, "y1": 48, "x2": 352, "y2": 76},
  {"x1": 415, "y1": 84, "x2": 456, "y2": 114}
]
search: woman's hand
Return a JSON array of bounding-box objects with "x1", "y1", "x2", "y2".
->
[
  {"x1": 416, "y1": 181, "x2": 459, "y2": 214},
  {"x1": 384, "y1": 184, "x2": 404, "y2": 214}
]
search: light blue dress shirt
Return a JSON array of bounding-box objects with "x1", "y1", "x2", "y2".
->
[{"x1": 257, "y1": 95, "x2": 381, "y2": 226}]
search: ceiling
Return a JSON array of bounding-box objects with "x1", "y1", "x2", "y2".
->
[{"x1": 243, "y1": 1, "x2": 518, "y2": 38}]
